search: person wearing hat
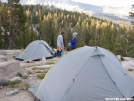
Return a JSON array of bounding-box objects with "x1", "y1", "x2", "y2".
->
[
  {"x1": 57, "y1": 31, "x2": 64, "y2": 57},
  {"x1": 70, "y1": 32, "x2": 78, "y2": 50}
]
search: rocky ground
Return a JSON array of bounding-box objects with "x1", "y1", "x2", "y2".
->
[
  {"x1": 0, "y1": 50, "x2": 59, "y2": 101},
  {"x1": 0, "y1": 50, "x2": 134, "y2": 101}
]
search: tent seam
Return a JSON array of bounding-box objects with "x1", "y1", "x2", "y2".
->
[
  {"x1": 30, "y1": 41, "x2": 41, "y2": 60},
  {"x1": 41, "y1": 41, "x2": 54, "y2": 56},
  {"x1": 59, "y1": 47, "x2": 97, "y2": 101},
  {"x1": 99, "y1": 55, "x2": 125, "y2": 98}
]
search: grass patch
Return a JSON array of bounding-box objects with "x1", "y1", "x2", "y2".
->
[
  {"x1": 46, "y1": 61, "x2": 55, "y2": 65},
  {"x1": 19, "y1": 83, "x2": 30, "y2": 90},
  {"x1": 9, "y1": 81, "x2": 30, "y2": 90},
  {"x1": 24, "y1": 83, "x2": 30, "y2": 89},
  {"x1": 9, "y1": 81, "x2": 21, "y2": 88},
  {"x1": 37, "y1": 73, "x2": 46, "y2": 79},
  {"x1": 3, "y1": 58, "x2": 7, "y2": 61},
  {"x1": 32, "y1": 67, "x2": 45, "y2": 70},
  {"x1": 12, "y1": 56, "x2": 16, "y2": 58},
  {"x1": 128, "y1": 68, "x2": 133, "y2": 71},
  {"x1": 16, "y1": 72, "x2": 22, "y2": 77}
]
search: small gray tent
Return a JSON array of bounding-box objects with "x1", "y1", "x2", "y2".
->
[
  {"x1": 29, "y1": 46, "x2": 134, "y2": 101},
  {"x1": 16, "y1": 40, "x2": 54, "y2": 61}
]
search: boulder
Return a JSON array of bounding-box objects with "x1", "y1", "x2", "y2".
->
[
  {"x1": 0, "y1": 78, "x2": 10, "y2": 86},
  {"x1": 0, "y1": 61, "x2": 24, "y2": 79},
  {"x1": 22, "y1": 73, "x2": 28, "y2": 79},
  {"x1": 6, "y1": 89, "x2": 19, "y2": 96},
  {"x1": 10, "y1": 76, "x2": 21, "y2": 82}
]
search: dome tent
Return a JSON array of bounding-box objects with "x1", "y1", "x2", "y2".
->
[
  {"x1": 29, "y1": 46, "x2": 134, "y2": 101},
  {"x1": 16, "y1": 40, "x2": 54, "y2": 61}
]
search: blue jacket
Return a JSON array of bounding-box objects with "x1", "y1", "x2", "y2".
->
[{"x1": 71, "y1": 37, "x2": 77, "y2": 49}]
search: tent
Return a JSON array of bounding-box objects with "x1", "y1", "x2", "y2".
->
[
  {"x1": 16, "y1": 40, "x2": 54, "y2": 61},
  {"x1": 29, "y1": 46, "x2": 134, "y2": 101}
]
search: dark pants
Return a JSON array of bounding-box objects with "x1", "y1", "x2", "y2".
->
[{"x1": 57, "y1": 50, "x2": 62, "y2": 57}]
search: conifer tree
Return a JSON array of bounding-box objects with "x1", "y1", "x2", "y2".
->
[
  {"x1": 0, "y1": 5, "x2": 9, "y2": 49},
  {"x1": 1, "y1": 3, "x2": 134, "y2": 57},
  {"x1": 0, "y1": 23, "x2": 2, "y2": 48},
  {"x1": 129, "y1": 5, "x2": 134, "y2": 26},
  {"x1": 8, "y1": 0, "x2": 26, "y2": 49}
]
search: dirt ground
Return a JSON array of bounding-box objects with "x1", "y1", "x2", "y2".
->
[
  {"x1": 0, "y1": 89, "x2": 35, "y2": 101},
  {"x1": 0, "y1": 49, "x2": 59, "y2": 101},
  {"x1": 0, "y1": 50, "x2": 134, "y2": 101}
]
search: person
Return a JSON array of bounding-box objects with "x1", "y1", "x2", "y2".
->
[
  {"x1": 70, "y1": 32, "x2": 78, "y2": 50},
  {"x1": 57, "y1": 31, "x2": 64, "y2": 57},
  {"x1": 61, "y1": 34, "x2": 65, "y2": 56}
]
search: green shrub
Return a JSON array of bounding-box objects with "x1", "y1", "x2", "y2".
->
[
  {"x1": 16, "y1": 72, "x2": 22, "y2": 77},
  {"x1": 3, "y1": 58, "x2": 7, "y2": 61},
  {"x1": 12, "y1": 56, "x2": 16, "y2": 58},
  {"x1": 24, "y1": 83, "x2": 30, "y2": 89},
  {"x1": 9, "y1": 81, "x2": 20, "y2": 88},
  {"x1": 46, "y1": 62, "x2": 55, "y2": 65},
  {"x1": 32, "y1": 67, "x2": 45, "y2": 70},
  {"x1": 19, "y1": 83, "x2": 30, "y2": 90},
  {"x1": 37, "y1": 73, "x2": 46, "y2": 79}
]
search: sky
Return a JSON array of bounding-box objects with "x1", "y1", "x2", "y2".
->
[
  {"x1": 72, "y1": 0, "x2": 134, "y2": 8},
  {"x1": 1, "y1": 0, "x2": 134, "y2": 8}
]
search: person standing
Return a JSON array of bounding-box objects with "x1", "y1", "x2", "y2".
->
[
  {"x1": 57, "y1": 31, "x2": 64, "y2": 57},
  {"x1": 61, "y1": 34, "x2": 66, "y2": 56},
  {"x1": 71, "y1": 32, "x2": 78, "y2": 50}
]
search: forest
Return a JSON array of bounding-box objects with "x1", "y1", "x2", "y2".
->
[{"x1": 0, "y1": 1, "x2": 134, "y2": 57}]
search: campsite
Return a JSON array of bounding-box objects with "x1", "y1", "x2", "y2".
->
[
  {"x1": 0, "y1": 0, "x2": 134, "y2": 101},
  {"x1": 0, "y1": 48, "x2": 58, "y2": 101},
  {"x1": 0, "y1": 46, "x2": 134, "y2": 101}
]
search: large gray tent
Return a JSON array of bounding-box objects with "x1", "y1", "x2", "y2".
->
[
  {"x1": 29, "y1": 46, "x2": 134, "y2": 101},
  {"x1": 16, "y1": 40, "x2": 54, "y2": 61}
]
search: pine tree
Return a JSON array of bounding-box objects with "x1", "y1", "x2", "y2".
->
[
  {"x1": 0, "y1": 5, "x2": 9, "y2": 49},
  {"x1": 0, "y1": 23, "x2": 2, "y2": 48},
  {"x1": 129, "y1": 5, "x2": 134, "y2": 26},
  {"x1": 0, "y1": 4, "x2": 2, "y2": 46},
  {"x1": 89, "y1": 18, "x2": 96, "y2": 46},
  {"x1": 8, "y1": 0, "x2": 26, "y2": 49}
]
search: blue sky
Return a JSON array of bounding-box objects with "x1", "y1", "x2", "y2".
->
[{"x1": 72, "y1": 0, "x2": 134, "y2": 8}]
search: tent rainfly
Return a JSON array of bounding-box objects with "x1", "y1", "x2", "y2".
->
[
  {"x1": 29, "y1": 46, "x2": 134, "y2": 101},
  {"x1": 16, "y1": 40, "x2": 54, "y2": 61}
]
